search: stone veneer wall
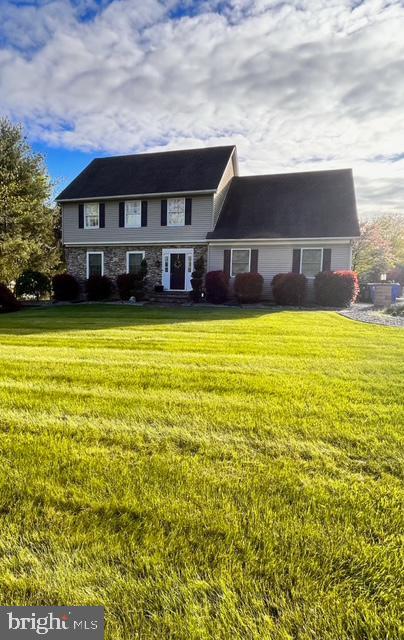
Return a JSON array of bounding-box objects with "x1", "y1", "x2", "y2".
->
[{"x1": 64, "y1": 244, "x2": 208, "y2": 291}]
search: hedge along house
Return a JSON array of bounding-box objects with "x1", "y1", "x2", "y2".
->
[{"x1": 56, "y1": 145, "x2": 360, "y2": 298}]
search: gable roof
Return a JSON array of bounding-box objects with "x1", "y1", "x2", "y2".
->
[
  {"x1": 207, "y1": 169, "x2": 359, "y2": 240},
  {"x1": 56, "y1": 146, "x2": 235, "y2": 201}
]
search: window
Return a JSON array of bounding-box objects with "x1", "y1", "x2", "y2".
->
[
  {"x1": 87, "y1": 252, "x2": 103, "y2": 278},
  {"x1": 126, "y1": 251, "x2": 145, "y2": 274},
  {"x1": 301, "y1": 249, "x2": 323, "y2": 277},
  {"x1": 167, "y1": 198, "x2": 185, "y2": 226},
  {"x1": 84, "y1": 203, "x2": 99, "y2": 229},
  {"x1": 125, "y1": 201, "x2": 141, "y2": 228},
  {"x1": 231, "y1": 249, "x2": 250, "y2": 276}
]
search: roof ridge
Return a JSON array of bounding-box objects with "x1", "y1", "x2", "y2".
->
[
  {"x1": 234, "y1": 168, "x2": 353, "y2": 180},
  {"x1": 92, "y1": 145, "x2": 236, "y2": 162}
]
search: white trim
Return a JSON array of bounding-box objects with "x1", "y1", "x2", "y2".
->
[
  {"x1": 124, "y1": 200, "x2": 142, "y2": 228},
  {"x1": 126, "y1": 250, "x2": 145, "y2": 273},
  {"x1": 162, "y1": 248, "x2": 194, "y2": 291},
  {"x1": 86, "y1": 251, "x2": 104, "y2": 278},
  {"x1": 56, "y1": 189, "x2": 215, "y2": 203},
  {"x1": 84, "y1": 202, "x2": 100, "y2": 229},
  {"x1": 207, "y1": 237, "x2": 358, "y2": 245},
  {"x1": 64, "y1": 241, "x2": 208, "y2": 246},
  {"x1": 230, "y1": 248, "x2": 251, "y2": 277},
  {"x1": 300, "y1": 247, "x2": 323, "y2": 277}
]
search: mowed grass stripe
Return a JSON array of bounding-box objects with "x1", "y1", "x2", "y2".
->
[{"x1": 0, "y1": 305, "x2": 403, "y2": 639}]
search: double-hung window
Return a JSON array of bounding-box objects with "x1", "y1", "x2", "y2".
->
[
  {"x1": 84, "y1": 203, "x2": 99, "y2": 229},
  {"x1": 87, "y1": 252, "x2": 103, "y2": 278},
  {"x1": 125, "y1": 201, "x2": 141, "y2": 228},
  {"x1": 167, "y1": 198, "x2": 185, "y2": 226},
  {"x1": 231, "y1": 249, "x2": 251, "y2": 276},
  {"x1": 126, "y1": 251, "x2": 145, "y2": 274},
  {"x1": 301, "y1": 249, "x2": 323, "y2": 277}
]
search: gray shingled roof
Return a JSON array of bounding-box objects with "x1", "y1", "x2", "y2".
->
[
  {"x1": 56, "y1": 146, "x2": 235, "y2": 200},
  {"x1": 207, "y1": 169, "x2": 359, "y2": 239}
]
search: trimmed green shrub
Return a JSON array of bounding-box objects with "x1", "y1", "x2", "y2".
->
[
  {"x1": 52, "y1": 273, "x2": 80, "y2": 301},
  {"x1": 15, "y1": 270, "x2": 51, "y2": 300},
  {"x1": 85, "y1": 275, "x2": 113, "y2": 301},
  {"x1": 314, "y1": 270, "x2": 359, "y2": 307},
  {"x1": 190, "y1": 255, "x2": 205, "y2": 302},
  {"x1": 117, "y1": 259, "x2": 148, "y2": 301},
  {"x1": 271, "y1": 273, "x2": 307, "y2": 306},
  {"x1": 0, "y1": 283, "x2": 21, "y2": 313},
  {"x1": 205, "y1": 270, "x2": 229, "y2": 304},
  {"x1": 234, "y1": 272, "x2": 263, "y2": 303}
]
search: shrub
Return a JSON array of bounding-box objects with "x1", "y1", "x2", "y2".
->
[
  {"x1": 52, "y1": 273, "x2": 80, "y2": 301},
  {"x1": 384, "y1": 303, "x2": 404, "y2": 317},
  {"x1": 85, "y1": 275, "x2": 113, "y2": 301},
  {"x1": 271, "y1": 273, "x2": 307, "y2": 306},
  {"x1": 387, "y1": 265, "x2": 404, "y2": 286},
  {"x1": 234, "y1": 272, "x2": 263, "y2": 303},
  {"x1": 205, "y1": 270, "x2": 229, "y2": 304},
  {"x1": 314, "y1": 270, "x2": 359, "y2": 307},
  {"x1": 15, "y1": 270, "x2": 51, "y2": 300},
  {"x1": 0, "y1": 283, "x2": 21, "y2": 313},
  {"x1": 117, "y1": 260, "x2": 148, "y2": 301},
  {"x1": 190, "y1": 255, "x2": 205, "y2": 302}
]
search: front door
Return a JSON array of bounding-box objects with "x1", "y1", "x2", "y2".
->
[{"x1": 170, "y1": 252, "x2": 186, "y2": 290}]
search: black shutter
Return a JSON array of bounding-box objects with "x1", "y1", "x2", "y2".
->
[
  {"x1": 322, "y1": 248, "x2": 332, "y2": 271},
  {"x1": 224, "y1": 249, "x2": 231, "y2": 277},
  {"x1": 250, "y1": 249, "x2": 259, "y2": 273},
  {"x1": 119, "y1": 202, "x2": 125, "y2": 227},
  {"x1": 161, "y1": 200, "x2": 167, "y2": 226},
  {"x1": 185, "y1": 198, "x2": 192, "y2": 225},
  {"x1": 99, "y1": 203, "x2": 105, "y2": 228},
  {"x1": 78, "y1": 204, "x2": 84, "y2": 228},
  {"x1": 292, "y1": 249, "x2": 301, "y2": 273},
  {"x1": 141, "y1": 201, "x2": 148, "y2": 227}
]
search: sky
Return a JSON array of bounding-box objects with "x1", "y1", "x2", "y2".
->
[{"x1": 0, "y1": 0, "x2": 403, "y2": 218}]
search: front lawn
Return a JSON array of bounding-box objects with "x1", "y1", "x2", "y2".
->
[{"x1": 0, "y1": 306, "x2": 402, "y2": 639}]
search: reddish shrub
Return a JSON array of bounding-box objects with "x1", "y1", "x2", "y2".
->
[
  {"x1": 271, "y1": 273, "x2": 307, "y2": 306},
  {"x1": 52, "y1": 273, "x2": 80, "y2": 301},
  {"x1": 314, "y1": 270, "x2": 359, "y2": 307},
  {"x1": 234, "y1": 272, "x2": 263, "y2": 303},
  {"x1": 205, "y1": 270, "x2": 229, "y2": 304},
  {"x1": 85, "y1": 275, "x2": 113, "y2": 301},
  {"x1": 0, "y1": 283, "x2": 21, "y2": 313}
]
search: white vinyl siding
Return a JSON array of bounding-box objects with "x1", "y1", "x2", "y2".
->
[
  {"x1": 63, "y1": 195, "x2": 213, "y2": 244},
  {"x1": 213, "y1": 152, "x2": 237, "y2": 225},
  {"x1": 208, "y1": 243, "x2": 352, "y2": 299},
  {"x1": 84, "y1": 203, "x2": 99, "y2": 229},
  {"x1": 86, "y1": 251, "x2": 104, "y2": 277}
]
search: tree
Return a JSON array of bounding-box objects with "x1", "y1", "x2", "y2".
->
[
  {"x1": 15, "y1": 270, "x2": 51, "y2": 300},
  {"x1": 0, "y1": 118, "x2": 63, "y2": 284},
  {"x1": 352, "y1": 213, "x2": 404, "y2": 282},
  {"x1": 190, "y1": 255, "x2": 205, "y2": 302}
]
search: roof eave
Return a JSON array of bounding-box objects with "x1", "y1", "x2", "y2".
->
[{"x1": 56, "y1": 188, "x2": 216, "y2": 203}]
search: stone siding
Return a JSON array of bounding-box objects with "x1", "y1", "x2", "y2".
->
[{"x1": 64, "y1": 244, "x2": 208, "y2": 292}]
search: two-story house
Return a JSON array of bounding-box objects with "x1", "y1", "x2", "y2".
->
[{"x1": 56, "y1": 145, "x2": 360, "y2": 298}]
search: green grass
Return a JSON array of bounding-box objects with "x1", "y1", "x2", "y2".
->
[{"x1": 0, "y1": 305, "x2": 403, "y2": 639}]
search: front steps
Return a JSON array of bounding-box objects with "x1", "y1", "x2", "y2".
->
[{"x1": 148, "y1": 291, "x2": 191, "y2": 304}]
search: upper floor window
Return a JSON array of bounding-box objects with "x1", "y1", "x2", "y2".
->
[
  {"x1": 231, "y1": 249, "x2": 250, "y2": 277},
  {"x1": 84, "y1": 203, "x2": 99, "y2": 229},
  {"x1": 125, "y1": 201, "x2": 141, "y2": 228},
  {"x1": 167, "y1": 198, "x2": 185, "y2": 226},
  {"x1": 301, "y1": 249, "x2": 322, "y2": 277}
]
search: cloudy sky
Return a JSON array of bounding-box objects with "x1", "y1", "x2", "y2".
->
[{"x1": 1, "y1": 0, "x2": 403, "y2": 218}]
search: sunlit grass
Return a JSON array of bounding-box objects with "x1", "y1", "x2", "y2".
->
[{"x1": 0, "y1": 305, "x2": 403, "y2": 639}]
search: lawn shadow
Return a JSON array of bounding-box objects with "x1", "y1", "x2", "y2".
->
[{"x1": 0, "y1": 303, "x2": 300, "y2": 336}]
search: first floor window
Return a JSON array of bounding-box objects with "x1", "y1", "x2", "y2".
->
[
  {"x1": 231, "y1": 249, "x2": 250, "y2": 276},
  {"x1": 125, "y1": 201, "x2": 141, "y2": 228},
  {"x1": 301, "y1": 249, "x2": 322, "y2": 277},
  {"x1": 84, "y1": 203, "x2": 99, "y2": 228},
  {"x1": 87, "y1": 252, "x2": 103, "y2": 278},
  {"x1": 167, "y1": 198, "x2": 185, "y2": 226},
  {"x1": 127, "y1": 252, "x2": 144, "y2": 274}
]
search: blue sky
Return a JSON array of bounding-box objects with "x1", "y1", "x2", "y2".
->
[{"x1": 1, "y1": 0, "x2": 404, "y2": 217}]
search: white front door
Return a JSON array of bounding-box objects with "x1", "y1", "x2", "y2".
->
[{"x1": 162, "y1": 248, "x2": 194, "y2": 291}]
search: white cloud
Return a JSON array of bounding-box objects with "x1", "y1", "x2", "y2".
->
[{"x1": 0, "y1": 0, "x2": 404, "y2": 217}]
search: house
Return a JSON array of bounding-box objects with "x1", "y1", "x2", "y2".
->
[{"x1": 56, "y1": 145, "x2": 360, "y2": 298}]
